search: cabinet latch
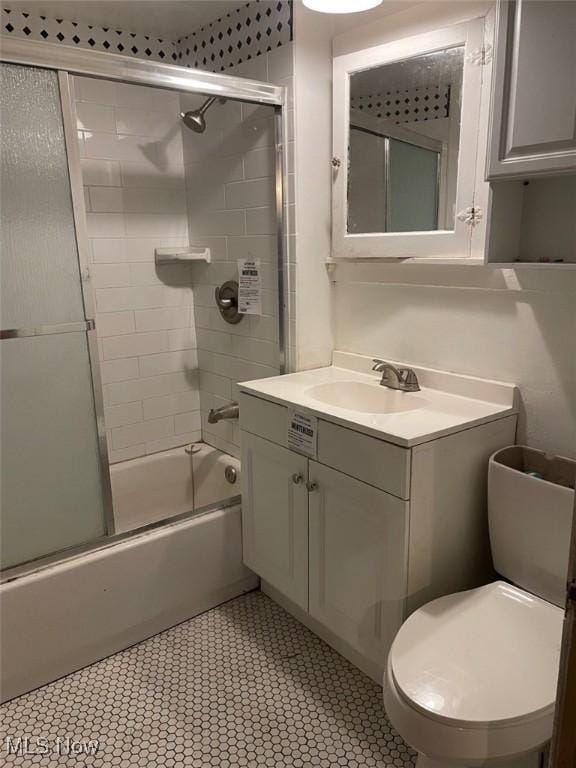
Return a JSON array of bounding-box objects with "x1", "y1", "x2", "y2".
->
[
  {"x1": 465, "y1": 45, "x2": 493, "y2": 66},
  {"x1": 457, "y1": 206, "x2": 484, "y2": 226}
]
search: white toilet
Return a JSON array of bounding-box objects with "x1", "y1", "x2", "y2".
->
[{"x1": 384, "y1": 448, "x2": 574, "y2": 768}]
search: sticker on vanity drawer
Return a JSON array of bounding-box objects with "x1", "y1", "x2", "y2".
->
[
  {"x1": 287, "y1": 409, "x2": 318, "y2": 458},
  {"x1": 238, "y1": 259, "x2": 262, "y2": 315}
]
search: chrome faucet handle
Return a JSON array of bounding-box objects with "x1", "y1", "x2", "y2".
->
[
  {"x1": 372, "y1": 358, "x2": 388, "y2": 371},
  {"x1": 398, "y1": 368, "x2": 421, "y2": 392}
]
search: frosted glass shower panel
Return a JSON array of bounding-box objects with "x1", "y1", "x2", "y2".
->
[
  {"x1": 0, "y1": 333, "x2": 107, "y2": 569},
  {"x1": 0, "y1": 63, "x2": 86, "y2": 328}
]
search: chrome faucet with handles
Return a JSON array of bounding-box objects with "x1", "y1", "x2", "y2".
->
[{"x1": 372, "y1": 360, "x2": 421, "y2": 392}]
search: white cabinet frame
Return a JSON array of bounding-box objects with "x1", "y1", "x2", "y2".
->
[{"x1": 332, "y1": 18, "x2": 487, "y2": 261}]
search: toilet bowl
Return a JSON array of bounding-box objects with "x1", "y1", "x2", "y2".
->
[
  {"x1": 383, "y1": 447, "x2": 573, "y2": 768},
  {"x1": 384, "y1": 581, "x2": 564, "y2": 767}
]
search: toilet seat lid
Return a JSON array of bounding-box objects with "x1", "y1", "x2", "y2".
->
[{"x1": 389, "y1": 581, "x2": 564, "y2": 727}]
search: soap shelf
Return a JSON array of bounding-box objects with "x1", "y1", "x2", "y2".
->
[{"x1": 155, "y1": 246, "x2": 211, "y2": 265}]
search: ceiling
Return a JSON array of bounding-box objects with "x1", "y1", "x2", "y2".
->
[{"x1": 3, "y1": 1, "x2": 243, "y2": 40}]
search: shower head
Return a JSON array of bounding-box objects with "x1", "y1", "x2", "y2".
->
[{"x1": 181, "y1": 96, "x2": 220, "y2": 134}]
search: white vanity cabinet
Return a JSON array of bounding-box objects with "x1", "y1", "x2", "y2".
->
[
  {"x1": 239, "y1": 380, "x2": 517, "y2": 682},
  {"x1": 308, "y1": 461, "x2": 408, "y2": 670},
  {"x1": 487, "y1": 0, "x2": 576, "y2": 178},
  {"x1": 241, "y1": 433, "x2": 309, "y2": 610}
]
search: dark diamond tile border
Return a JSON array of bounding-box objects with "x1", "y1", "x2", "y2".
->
[{"x1": 1, "y1": 2, "x2": 293, "y2": 72}]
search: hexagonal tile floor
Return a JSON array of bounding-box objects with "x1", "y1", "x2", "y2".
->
[{"x1": 1, "y1": 591, "x2": 416, "y2": 767}]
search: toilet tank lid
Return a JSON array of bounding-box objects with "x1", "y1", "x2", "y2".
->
[{"x1": 389, "y1": 582, "x2": 564, "y2": 727}]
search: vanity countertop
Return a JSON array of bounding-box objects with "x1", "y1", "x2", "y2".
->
[{"x1": 239, "y1": 351, "x2": 519, "y2": 448}]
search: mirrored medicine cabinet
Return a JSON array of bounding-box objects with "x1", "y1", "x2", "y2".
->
[{"x1": 332, "y1": 18, "x2": 489, "y2": 261}]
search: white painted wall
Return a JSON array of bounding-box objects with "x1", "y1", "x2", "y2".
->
[{"x1": 75, "y1": 76, "x2": 201, "y2": 463}]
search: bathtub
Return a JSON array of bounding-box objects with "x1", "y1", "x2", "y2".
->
[
  {"x1": 111, "y1": 443, "x2": 241, "y2": 534},
  {"x1": 0, "y1": 444, "x2": 257, "y2": 702}
]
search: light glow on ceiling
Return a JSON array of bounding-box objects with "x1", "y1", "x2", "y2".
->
[{"x1": 303, "y1": 0, "x2": 383, "y2": 13}]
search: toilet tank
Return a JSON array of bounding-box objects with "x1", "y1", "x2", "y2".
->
[{"x1": 488, "y1": 446, "x2": 575, "y2": 607}]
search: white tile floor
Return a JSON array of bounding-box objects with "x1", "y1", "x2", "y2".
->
[{"x1": 0, "y1": 591, "x2": 416, "y2": 767}]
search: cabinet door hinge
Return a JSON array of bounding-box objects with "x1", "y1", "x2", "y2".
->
[
  {"x1": 465, "y1": 45, "x2": 493, "y2": 66},
  {"x1": 457, "y1": 206, "x2": 484, "y2": 226}
]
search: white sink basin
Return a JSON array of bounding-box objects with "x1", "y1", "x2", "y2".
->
[{"x1": 305, "y1": 381, "x2": 425, "y2": 414}]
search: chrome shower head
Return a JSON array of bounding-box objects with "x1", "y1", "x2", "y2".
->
[{"x1": 181, "y1": 96, "x2": 218, "y2": 134}]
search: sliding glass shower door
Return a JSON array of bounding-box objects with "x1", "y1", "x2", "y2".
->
[{"x1": 0, "y1": 63, "x2": 111, "y2": 570}]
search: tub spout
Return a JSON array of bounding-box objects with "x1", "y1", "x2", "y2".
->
[{"x1": 208, "y1": 401, "x2": 239, "y2": 424}]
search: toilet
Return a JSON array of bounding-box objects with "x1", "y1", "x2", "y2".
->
[{"x1": 384, "y1": 448, "x2": 574, "y2": 768}]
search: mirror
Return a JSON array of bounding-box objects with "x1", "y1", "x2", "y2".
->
[{"x1": 348, "y1": 46, "x2": 464, "y2": 234}]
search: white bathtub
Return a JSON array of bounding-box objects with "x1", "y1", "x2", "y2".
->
[
  {"x1": 111, "y1": 443, "x2": 241, "y2": 533},
  {"x1": 0, "y1": 444, "x2": 256, "y2": 703}
]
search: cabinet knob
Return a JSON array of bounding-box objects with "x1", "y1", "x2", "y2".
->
[
  {"x1": 306, "y1": 481, "x2": 318, "y2": 492},
  {"x1": 292, "y1": 473, "x2": 304, "y2": 484}
]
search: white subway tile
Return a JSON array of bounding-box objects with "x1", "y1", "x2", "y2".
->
[
  {"x1": 143, "y1": 391, "x2": 200, "y2": 420},
  {"x1": 86, "y1": 213, "x2": 126, "y2": 238},
  {"x1": 122, "y1": 188, "x2": 186, "y2": 214},
  {"x1": 196, "y1": 329, "x2": 233, "y2": 355},
  {"x1": 226, "y1": 178, "x2": 274, "y2": 210},
  {"x1": 228, "y1": 235, "x2": 277, "y2": 262},
  {"x1": 145, "y1": 431, "x2": 201, "y2": 455},
  {"x1": 116, "y1": 82, "x2": 179, "y2": 112},
  {"x1": 76, "y1": 102, "x2": 115, "y2": 133},
  {"x1": 111, "y1": 422, "x2": 144, "y2": 449},
  {"x1": 91, "y1": 263, "x2": 132, "y2": 289},
  {"x1": 190, "y1": 209, "x2": 245, "y2": 237},
  {"x1": 246, "y1": 206, "x2": 275, "y2": 235},
  {"x1": 141, "y1": 416, "x2": 174, "y2": 442},
  {"x1": 89, "y1": 187, "x2": 124, "y2": 213},
  {"x1": 106, "y1": 371, "x2": 192, "y2": 405},
  {"x1": 100, "y1": 357, "x2": 139, "y2": 384},
  {"x1": 124, "y1": 213, "x2": 188, "y2": 239},
  {"x1": 174, "y1": 411, "x2": 201, "y2": 435},
  {"x1": 135, "y1": 307, "x2": 190, "y2": 332},
  {"x1": 76, "y1": 76, "x2": 117, "y2": 105},
  {"x1": 104, "y1": 401, "x2": 143, "y2": 429},
  {"x1": 96, "y1": 285, "x2": 166, "y2": 312},
  {"x1": 96, "y1": 311, "x2": 135, "y2": 337},
  {"x1": 232, "y1": 337, "x2": 279, "y2": 367},
  {"x1": 91, "y1": 238, "x2": 128, "y2": 263},
  {"x1": 81, "y1": 158, "x2": 121, "y2": 187},
  {"x1": 116, "y1": 134, "x2": 182, "y2": 166},
  {"x1": 108, "y1": 444, "x2": 147, "y2": 464},
  {"x1": 167, "y1": 327, "x2": 197, "y2": 351},
  {"x1": 84, "y1": 131, "x2": 119, "y2": 160},
  {"x1": 102, "y1": 331, "x2": 169, "y2": 360},
  {"x1": 243, "y1": 147, "x2": 275, "y2": 180},
  {"x1": 120, "y1": 160, "x2": 185, "y2": 190},
  {"x1": 139, "y1": 349, "x2": 198, "y2": 378},
  {"x1": 115, "y1": 107, "x2": 176, "y2": 137},
  {"x1": 199, "y1": 371, "x2": 232, "y2": 400}
]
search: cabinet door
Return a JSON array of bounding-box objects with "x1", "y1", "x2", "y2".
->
[
  {"x1": 308, "y1": 462, "x2": 408, "y2": 669},
  {"x1": 487, "y1": 0, "x2": 576, "y2": 178},
  {"x1": 241, "y1": 432, "x2": 309, "y2": 610}
]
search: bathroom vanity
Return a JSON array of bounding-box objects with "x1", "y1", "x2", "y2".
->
[{"x1": 239, "y1": 353, "x2": 518, "y2": 681}]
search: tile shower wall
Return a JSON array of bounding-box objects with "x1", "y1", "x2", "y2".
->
[
  {"x1": 74, "y1": 76, "x2": 201, "y2": 463},
  {"x1": 181, "y1": 46, "x2": 294, "y2": 458}
]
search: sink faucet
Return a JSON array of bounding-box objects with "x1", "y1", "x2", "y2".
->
[{"x1": 372, "y1": 360, "x2": 421, "y2": 392}]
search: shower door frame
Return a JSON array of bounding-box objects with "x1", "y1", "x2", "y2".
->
[{"x1": 0, "y1": 37, "x2": 290, "y2": 580}]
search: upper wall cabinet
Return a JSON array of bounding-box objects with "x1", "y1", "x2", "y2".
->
[
  {"x1": 332, "y1": 18, "x2": 490, "y2": 260},
  {"x1": 487, "y1": 0, "x2": 576, "y2": 179}
]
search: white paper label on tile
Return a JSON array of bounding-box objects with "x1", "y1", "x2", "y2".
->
[
  {"x1": 287, "y1": 410, "x2": 318, "y2": 459},
  {"x1": 238, "y1": 259, "x2": 262, "y2": 315}
]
